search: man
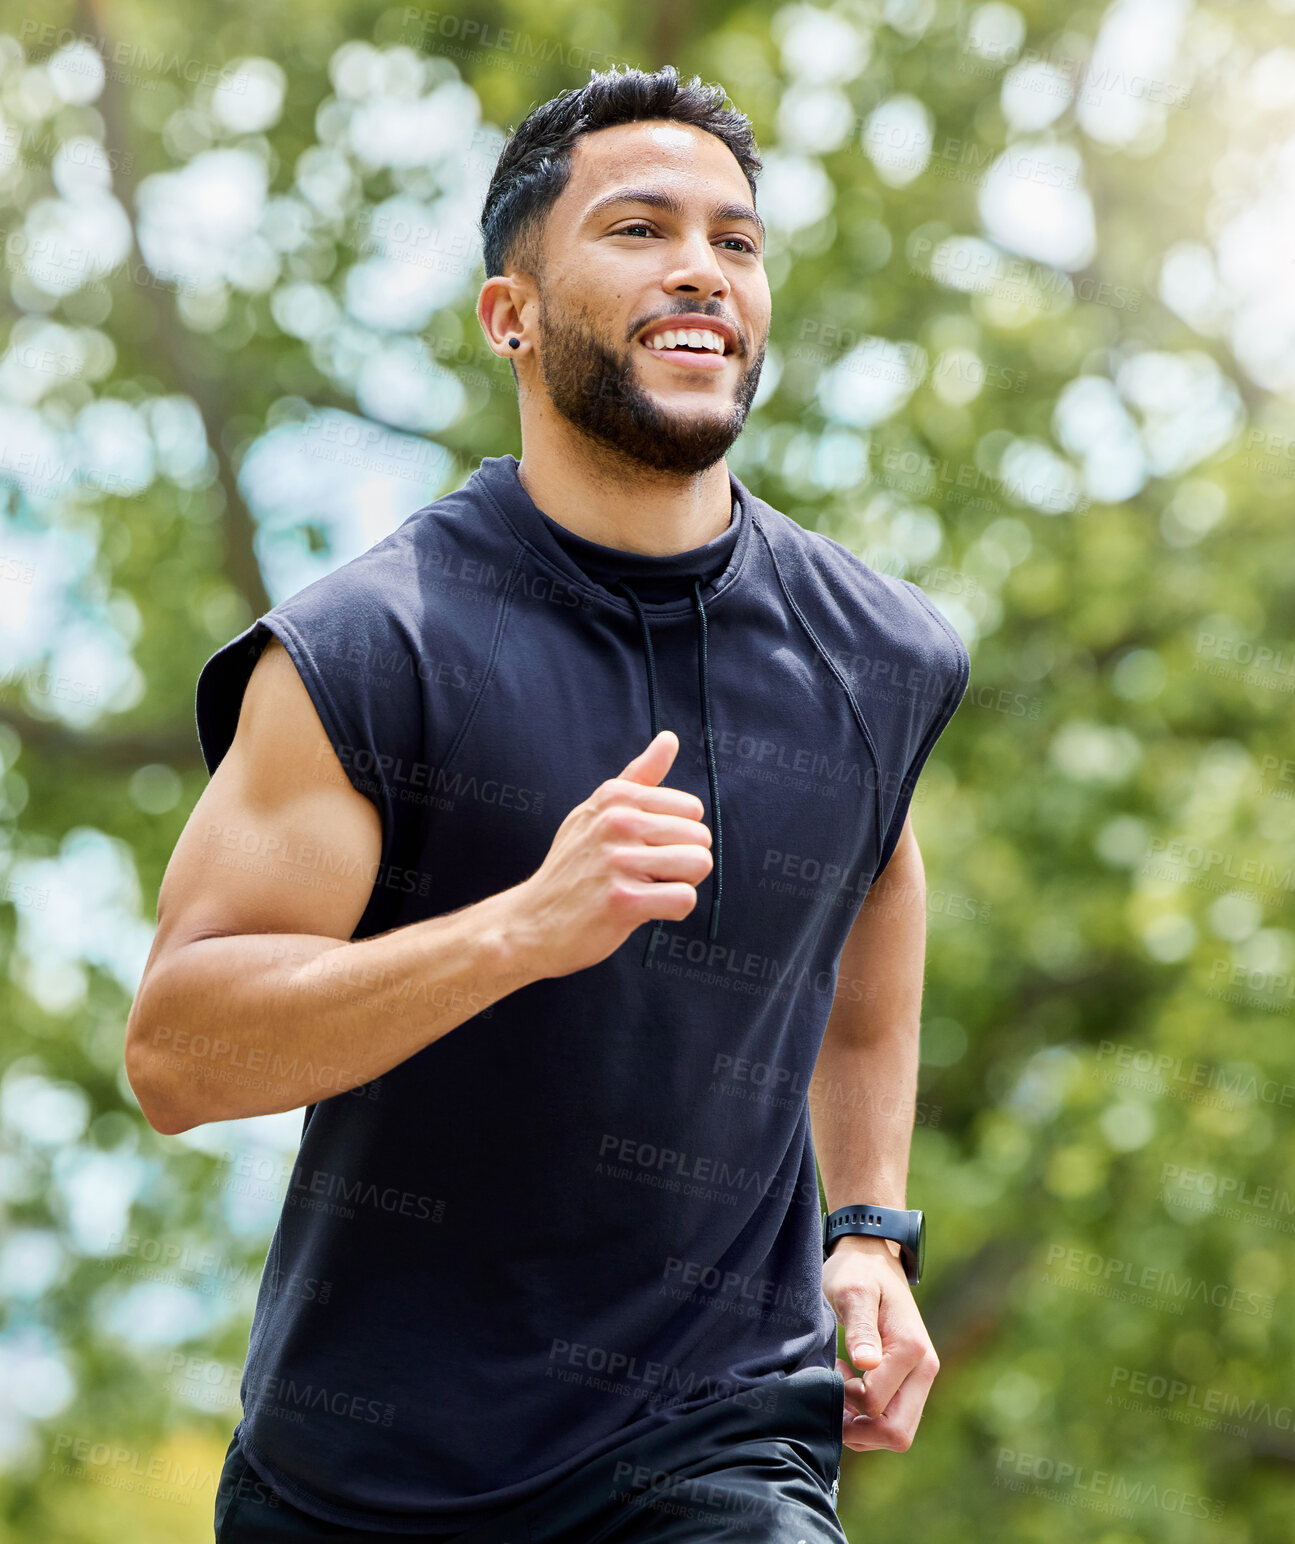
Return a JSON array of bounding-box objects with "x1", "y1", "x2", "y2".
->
[{"x1": 125, "y1": 62, "x2": 968, "y2": 1544}]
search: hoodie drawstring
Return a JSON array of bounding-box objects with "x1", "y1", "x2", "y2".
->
[{"x1": 614, "y1": 578, "x2": 723, "y2": 967}]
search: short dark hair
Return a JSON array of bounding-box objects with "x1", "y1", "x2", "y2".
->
[{"x1": 478, "y1": 63, "x2": 762, "y2": 284}]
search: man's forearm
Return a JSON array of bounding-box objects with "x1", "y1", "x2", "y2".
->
[
  {"x1": 126, "y1": 884, "x2": 542, "y2": 1133},
  {"x1": 810, "y1": 820, "x2": 927, "y2": 1213},
  {"x1": 810, "y1": 1031, "x2": 918, "y2": 1211}
]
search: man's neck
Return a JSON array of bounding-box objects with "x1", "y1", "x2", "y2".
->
[{"x1": 515, "y1": 423, "x2": 733, "y2": 556}]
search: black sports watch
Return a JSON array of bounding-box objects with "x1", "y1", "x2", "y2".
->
[{"x1": 822, "y1": 1204, "x2": 925, "y2": 1286}]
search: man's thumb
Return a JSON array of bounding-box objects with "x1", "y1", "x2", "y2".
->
[
  {"x1": 847, "y1": 1317, "x2": 883, "y2": 1373},
  {"x1": 618, "y1": 729, "x2": 678, "y2": 786}
]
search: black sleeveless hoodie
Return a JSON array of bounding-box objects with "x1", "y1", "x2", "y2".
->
[{"x1": 194, "y1": 452, "x2": 969, "y2": 1531}]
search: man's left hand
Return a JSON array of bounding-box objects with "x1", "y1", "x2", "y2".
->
[{"x1": 821, "y1": 1234, "x2": 940, "y2": 1452}]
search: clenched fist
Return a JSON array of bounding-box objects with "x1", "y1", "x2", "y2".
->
[{"x1": 507, "y1": 731, "x2": 713, "y2": 977}]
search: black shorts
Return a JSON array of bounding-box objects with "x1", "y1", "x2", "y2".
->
[{"x1": 214, "y1": 1364, "x2": 847, "y2": 1543}]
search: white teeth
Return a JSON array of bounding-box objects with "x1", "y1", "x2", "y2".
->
[{"x1": 646, "y1": 328, "x2": 726, "y2": 354}]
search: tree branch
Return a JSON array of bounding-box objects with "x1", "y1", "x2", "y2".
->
[
  {"x1": 0, "y1": 706, "x2": 203, "y2": 770},
  {"x1": 78, "y1": 0, "x2": 271, "y2": 617}
]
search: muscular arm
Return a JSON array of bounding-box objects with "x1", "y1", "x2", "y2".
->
[
  {"x1": 124, "y1": 637, "x2": 538, "y2": 1134},
  {"x1": 125, "y1": 638, "x2": 713, "y2": 1136},
  {"x1": 810, "y1": 813, "x2": 940, "y2": 1454},
  {"x1": 810, "y1": 811, "x2": 926, "y2": 1214}
]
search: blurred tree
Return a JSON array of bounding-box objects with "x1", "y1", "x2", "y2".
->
[{"x1": 0, "y1": 0, "x2": 1292, "y2": 1540}]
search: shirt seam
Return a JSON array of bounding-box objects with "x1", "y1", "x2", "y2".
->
[
  {"x1": 899, "y1": 576, "x2": 973, "y2": 683},
  {"x1": 869, "y1": 651, "x2": 968, "y2": 883},
  {"x1": 750, "y1": 507, "x2": 887, "y2": 868},
  {"x1": 437, "y1": 543, "x2": 527, "y2": 778}
]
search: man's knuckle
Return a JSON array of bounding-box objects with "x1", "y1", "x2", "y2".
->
[
  {"x1": 838, "y1": 1281, "x2": 874, "y2": 1305},
  {"x1": 600, "y1": 807, "x2": 639, "y2": 838}
]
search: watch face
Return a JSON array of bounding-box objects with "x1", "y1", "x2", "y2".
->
[{"x1": 914, "y1": 1212, "x2": 926, "y2": 1279}]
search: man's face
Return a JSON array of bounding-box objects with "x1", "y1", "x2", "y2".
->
[{"x1": 526, "y1": 120, "x2": 771, "y2": 476}]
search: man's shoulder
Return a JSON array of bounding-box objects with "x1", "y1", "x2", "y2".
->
[
  {"x1": 268, "y1": 476, "x2": 509, "y2": 632},
  {"x1": 749, "y1": 495, "x2": 969, "y2": 682}
]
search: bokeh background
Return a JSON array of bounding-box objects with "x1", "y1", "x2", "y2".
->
[{"x1": 1, "y1": 0, "x2": 1293, "y2": 1539}]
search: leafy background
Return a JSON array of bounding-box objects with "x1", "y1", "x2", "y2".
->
[{"x1": 1, "y1": 0, "x2": 1293, "y2": 1538}]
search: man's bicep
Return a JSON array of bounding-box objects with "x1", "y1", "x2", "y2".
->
[{"x1": 156, "y1": 636, "x2": 383, "y2": 950}]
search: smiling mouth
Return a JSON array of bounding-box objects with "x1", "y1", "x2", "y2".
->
[
  {"x1": 637, "y1": 334, "x2": 732, "y2": 372},
  {"x1": 639, "y1": 326, "x2": 731, "y2": 358}
]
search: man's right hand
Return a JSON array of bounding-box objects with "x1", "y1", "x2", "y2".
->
[{"x1": 508, "y1": 730, "x2": 713, "y2": 978}]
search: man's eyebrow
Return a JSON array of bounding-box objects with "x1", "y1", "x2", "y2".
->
[{"x1": 584, "y1": 187, "x2": 765, "y2": 242}]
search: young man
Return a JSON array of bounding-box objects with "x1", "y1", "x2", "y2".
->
[{"x1": 126, "y1": 63, "x2": 968, "y2": 1544}]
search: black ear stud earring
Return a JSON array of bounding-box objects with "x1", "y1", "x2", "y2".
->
[{"x1": 508, "y1": 337, "x2": 520, "y2": 349}]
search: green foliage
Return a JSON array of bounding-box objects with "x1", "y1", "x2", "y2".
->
[{"x1": 1, "y1": 0, "x2": 1292, "y2": 1539}]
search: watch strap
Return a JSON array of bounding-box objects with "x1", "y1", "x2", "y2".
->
[{"x1": 822, "y1": 1203, "x2": 923, "y2": 1285}]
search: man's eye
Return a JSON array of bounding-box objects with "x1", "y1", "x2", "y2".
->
[{"x1": 615, "y1": 225, "x2": 758, "y2": 254}]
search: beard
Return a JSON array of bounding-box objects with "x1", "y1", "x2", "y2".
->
[{"x1": 534, "y1": 290, "x2": 765, "y2": 476}]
